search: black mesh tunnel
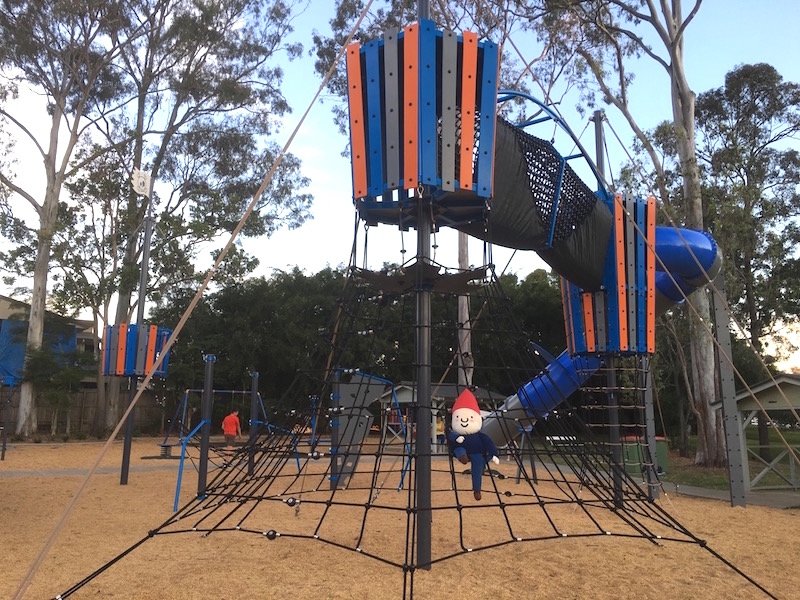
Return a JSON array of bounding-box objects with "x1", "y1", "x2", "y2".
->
[{"x1": 454, "y1": 117, "x2": 613, "y2": 290}]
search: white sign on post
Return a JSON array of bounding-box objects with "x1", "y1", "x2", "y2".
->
[{"x1": 131, "y1": 168, "x2": 151, "y2": 197}]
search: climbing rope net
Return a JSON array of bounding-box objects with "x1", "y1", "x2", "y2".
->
[{"x1": 56, "y1": 264, "x2": 773, "y2": 600}]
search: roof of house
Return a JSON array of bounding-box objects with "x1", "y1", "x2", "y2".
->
[
  {"x1": 735, "y1": 373, "x2": 800, "y2": 412},
  {"x1": 0, "y1": 294, "x2": 94, "y2": 334}
]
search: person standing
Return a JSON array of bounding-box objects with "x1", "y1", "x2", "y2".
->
[{"x1": 222, "y1": 409, "x2": 241, "y2": 450}]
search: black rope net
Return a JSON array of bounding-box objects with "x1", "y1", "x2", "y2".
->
[{"x1": 57, "y1": 264, "x2": 773, "y2": 599}]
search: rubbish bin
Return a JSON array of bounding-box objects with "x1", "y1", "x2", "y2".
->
[{"x1": 621, "y1": 436, "x2": 668, "y2": 475}]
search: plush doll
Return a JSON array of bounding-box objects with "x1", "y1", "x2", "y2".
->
[{"x1": 447, "y1": 388, "x2": 499, "y2": 500}]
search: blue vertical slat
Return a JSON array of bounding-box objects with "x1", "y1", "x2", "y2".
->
[
  {"x1": 156, "y1": 328, "x2": 171, "y2": 376},
  {"x1": 636, "y1": 198, "x2": 647, "y2": 353},
  {"x1": 103, "y1": 325, "x2": 113, "y2": 376},
  {"x1": 475, "y1": 41, "x2": 498, "y2": 198},
  {"x1": 418, "y1": 20, "x2": 438, "y2": 185},
  {"x1": 603, "y1": 211, "x2": 620, "y2": 352},
  {"x1": 364, "y1": 40, "x2": 384, "y2": 197},
  {"x1": 124, "y1": 324, "x2": 138, "y2": 376}
]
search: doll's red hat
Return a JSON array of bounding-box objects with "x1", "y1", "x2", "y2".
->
[{"x1": 452, "y1": 388, "x2": 480, "y2": 414}]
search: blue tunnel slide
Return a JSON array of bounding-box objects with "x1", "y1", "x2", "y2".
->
[{"x1": 453, "y1": 118, "x2": 722, "y2": 445}]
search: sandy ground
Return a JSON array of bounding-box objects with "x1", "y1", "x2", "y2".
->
[{"x1": 1, "y1": 439, "x2": 798, "y2": 600}]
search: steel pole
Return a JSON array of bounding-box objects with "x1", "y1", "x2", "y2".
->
[
  {"x1": 414, "y1": 0, "x2": 432, "y2": 569},
  {"x1": 248, "y1": 371, "x2": 260, "y2": 476},
  {"x1": 121, "y1": 179, "x2": 155, "y2": 485},
  {"x1": 415, "y1": 196, "x2": 432, "y2": 570},
  {"x1": 197, "y1": 354, "x2": 216, "y2": 497}
]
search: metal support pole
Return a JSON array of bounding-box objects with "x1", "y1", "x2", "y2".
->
[
  {"x1": 330, "y1": 371, "x2": 341, "y2": 490},
  {"x1": 712, "y1": 281, "x2": 747, "y2": 506},
  {"x1": 592, "y1": 109, "x2": 623, "y2": 506},
  {"x1": 248, "y1": 371, "x2": 260, "y2": 476},
  {"x1": 413, "y1": 0, "x2": 433, "y2": 571},
  {"x1": 197, "y1": 354, "x2": 216, "y2": 498},
  {"x1": 642, "y1": 358, "x2": 660, "y2": 500},
  {"x1": 120, "y1": 172, "x2": 155, "y2": 485},
  {"x1": 592, "y1": 110, "x2": 605, "y2": 191},
  {"x1": 119, "y1": 378, "x2": 136, "y2": 485},
  {"x1": 415, "y1": 195, "x2": 433, "y2": 570}
]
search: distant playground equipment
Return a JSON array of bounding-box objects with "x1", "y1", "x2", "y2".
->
[
  {"x1": 161, "y1": 355, "x2": 270, "y2": 511},
  {"x1": 102, "y1": 322, "x2": 172, "y2": 378},
  {"x1": 58, "y1": 15, "x2": 775, "y2": 600},
  {"x1": 160, "y1": 384, "x2": 266, "y2": 456},
  {"x1": 102, "y1": 321, "x2": 173, "y2": 485}
]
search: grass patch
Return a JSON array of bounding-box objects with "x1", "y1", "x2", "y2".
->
[{"x1": 661, "y1": 453, "x2": 731, "y2": 490}]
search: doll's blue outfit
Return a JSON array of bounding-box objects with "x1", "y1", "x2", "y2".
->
[{"x1": 447, "y1": 431, "x2": 499, "y2": 493}]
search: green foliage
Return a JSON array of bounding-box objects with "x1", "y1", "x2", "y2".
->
[
  {"x1": 503, "y1": 269, "x2": 565, "y2": 355},
  {"x1": 23, "y1": 345, "x2": 88, "y2": 409},
  {"x1": 150, "y1": 267, "x2": 346, "y2": 398},
  {"x1": 697, "y1": 63, "x2": 800, "y2": 360},
  {"x1": 149, "y1": 265, "x2": 566, "y2": 405}
]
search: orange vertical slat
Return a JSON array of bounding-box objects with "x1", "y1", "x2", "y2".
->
[
  {"x1": 346, "y1": 43, "x2": 368, "y2": 198},
  {"x1": 403, "y1": 23, "x2": 419, "y2": 190},
  {"x1": 582, "y1": 292, "x2": 596, "y2": 352},
  {"x1": 459, "y1": 31, "x2": 478, "y2": 191},
  {"x1": 115, "y1": 323, "x2": 127, "y2": 376},
  {"x1": 614, "y1": 194, "x2": 629, "y2": 351},
  {"x1": 646, "y1": 196, "x2": 656, "y2": 353},
  {"x1": 145, "y1": 325, "x2": 158, "y2": 372}
]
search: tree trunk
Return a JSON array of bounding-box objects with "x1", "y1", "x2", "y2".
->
[
  {"x1": 688, "y1": 292, "x2": 724, "y2": 465},
  {"x1": 15, "y1": 187, "x2": 60, "y2": 437},
  {"x1": 670, "y1": 37, "x2": 725, "y2": 466},
  {"x1": 14, "y1": 94, "x2": 75, "y2": 437},
  {"x1": 674, "y1": 367, "x2": 689, "y2": 457},
  {"x1": 105, "y1": 236, "x2": 139, "y2": 430}
]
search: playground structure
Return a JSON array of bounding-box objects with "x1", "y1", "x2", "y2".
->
[{"x1": 55, "y1": 14, "x2": 779, "y2": 600}]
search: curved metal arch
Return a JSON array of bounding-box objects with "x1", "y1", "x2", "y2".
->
[{"x1": 497, "y1": 89, "x2": 607, "y2": 195}]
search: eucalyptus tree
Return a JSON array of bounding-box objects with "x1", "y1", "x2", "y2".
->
[
  {"x1": 697, "y1": 63, "x2": 800, "y2": 360},
  {"x1": 697, "y1": 63, "x2": 800, "y2": 455},
  {"x1": 0, "y1": 0, "x2": 135, "y2": 436},
  {"x1": 64, "y1": 0, "x2": 312, "y2": 429}
]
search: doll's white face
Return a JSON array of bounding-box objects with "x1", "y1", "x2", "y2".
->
[{"x1": 451, "y1": 407, "x2": 482, "y2": 435}]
